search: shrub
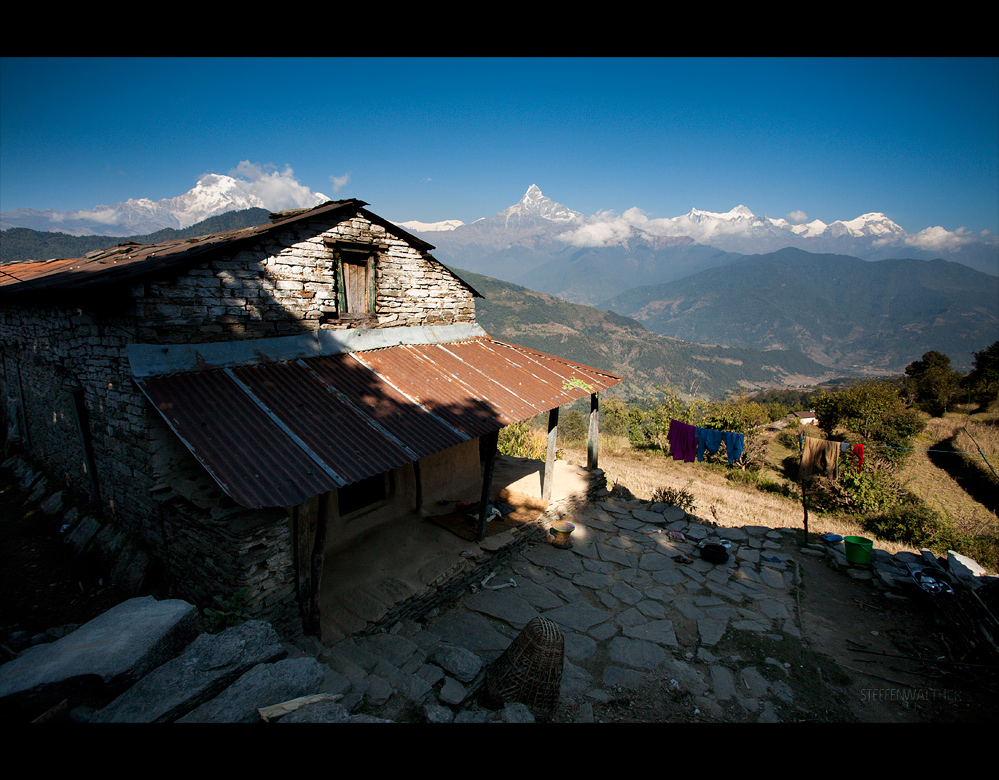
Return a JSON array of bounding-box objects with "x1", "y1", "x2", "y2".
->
[
  {"x1": 498, "y1": 420, "x2": 547, "y2": 460},
  {"x1": 203, "y1": 588, "x2": 251, "y2": 633},
  {"x1": 651, "y1": 483, "x2": 696, "y2": 513}
]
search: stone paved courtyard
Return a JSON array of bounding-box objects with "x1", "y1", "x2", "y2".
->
[{"x1": 314, "y1": 495, "x2": 811, "y2": 722}]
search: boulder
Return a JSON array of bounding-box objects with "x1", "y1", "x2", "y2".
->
[
  {"x1": 0, "y1": 596, "x2": 200, "y2": 722},
  {"x1": 176, "y1": 657, "x2": 325, "y2": 723},
  {"x1": 92, "y1": 620, "x2": 287, "y2": 723}
]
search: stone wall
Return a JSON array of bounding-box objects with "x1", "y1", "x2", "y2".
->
[
  {"x1": 131, "y1": 214, "x2": 476, "y2": 344},
  {"x1": 0, "y1": 303, "x2": 153, "y2": 528},
  {"x1": 0, "y1": 207, "x2": 481, "y2": 638}
]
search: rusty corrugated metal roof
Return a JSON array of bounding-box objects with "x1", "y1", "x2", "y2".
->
[{"x1": 134, "y1": 335, "x2": 621, "y2": 509}]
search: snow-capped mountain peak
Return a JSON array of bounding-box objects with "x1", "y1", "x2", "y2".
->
[
  {"x1": 395, "y1": 218, "x2": 465, "y2": 233},
  {"x1": 500, "y1": 185, "x2": 583, "y2": 225},
  {"x1": 0, "y1": 171, "x2": 329, "y2": 237}
]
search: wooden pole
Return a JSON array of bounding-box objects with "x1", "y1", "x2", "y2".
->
[
  {"x1": 413, "y1": 460, "x2": 423, "y2": 514},
  {"x1": 801, "y1": 481, "x2": 809, "y2": 545},
  {"x1": 587, "y1": 393, "x2": 599, "y2": 472},
  {"x1": 799, "y1": 433, "x2": 809, "y2": 545},
  {"x1": 308, "y1": 492, "x2": 329, "y2": 638},
  {"x1": 477, "y1": 430, "x2": 499, "y2": 542},
  {"x1": 543, "y1": 407, "x2": 560, "y2": 502}
]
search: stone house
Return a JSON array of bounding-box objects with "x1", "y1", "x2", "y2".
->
[{"x1": 0, "y1": 199, "x2": 620, "y2": 638}]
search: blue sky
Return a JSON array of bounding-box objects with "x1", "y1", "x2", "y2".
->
[{"x1": 2, "y1": 57, "x2": 997, "y2": 236}]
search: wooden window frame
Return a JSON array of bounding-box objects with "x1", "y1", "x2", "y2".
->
[{"x1": 326, "y1": 241, "x2": 379, "y2": 323}]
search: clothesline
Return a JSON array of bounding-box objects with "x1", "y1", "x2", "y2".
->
[
  {"x1": 668, "y1": 419, "x2": 745, "y2": 464},
  {"x1": 798, "y1": 435, "x2": 988, "y2": 456}
]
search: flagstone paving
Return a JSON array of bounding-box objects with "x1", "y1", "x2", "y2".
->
[{"x1": 319, "y1": 495, "x2": 810, "y2": 722}]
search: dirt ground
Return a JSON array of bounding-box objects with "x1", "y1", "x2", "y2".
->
[{"x1": 3, "y1": 466, "x2": 997, "y2": 723}]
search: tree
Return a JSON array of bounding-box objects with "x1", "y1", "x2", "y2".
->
[
  {"x1": 813, "y1": 391, "x2": 846, "y2": 438},
  {"x1": 963, "y1": 341, "x2": 999, "y2": 404},
  {"x1": 812, "y1": 379, "x2": 924, "y2": 462},
  {"x1": 905, "y1": 350, "x2": 963, "y2": 416},
  {"x1": 601, "y1": 396, "x2": 629, "y2": 437}
]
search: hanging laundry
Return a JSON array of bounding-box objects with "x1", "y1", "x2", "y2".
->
[
  {"x1": 695, "y1": 427, "x2": 724, "y2": 462},
  {"x1": 693, "y1": 427, "x2": 745, "y2": 464},
  {"x1": 668, "y1": 419, "x2": 697, "y2": 463},
  {"x1": 853, "y1": 443, "x2": 864, "y2": 472},
  {"x1": 798, "y1": 436, "x2": 840, "y2": 482},
  {"x1": 722, "y1": 431, "x2": 745, "y2": 464}
]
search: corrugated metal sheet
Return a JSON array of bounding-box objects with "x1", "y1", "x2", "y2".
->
[{"x1": 135, "y1": 336, "x2": 621, "y2": 510}]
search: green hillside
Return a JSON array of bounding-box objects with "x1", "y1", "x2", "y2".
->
[
  {"x1": 601, "y1": 248, "x2": 999, "y2": 373},
  {"x1": 449, "y1": 267, "x2": 837, "y2": 400}
]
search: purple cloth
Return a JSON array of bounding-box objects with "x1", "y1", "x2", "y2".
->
[{"x1": 668, "y1": 419, "x2": 697, "y2": 463}]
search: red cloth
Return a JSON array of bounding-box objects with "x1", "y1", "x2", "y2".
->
[{"x1": 853, "y1": 443, "x2": 864, "y2": 472}]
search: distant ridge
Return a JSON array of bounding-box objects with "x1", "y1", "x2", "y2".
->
[
  {"x1": 449, "y1": 266, "x2": 838, "y2": 400},
  {"x1": 0, "y1": 208, "x2": 272, "y2": 264},
  {"x1": 599, "y1": 247, "x2": 999, "y2": 372}
]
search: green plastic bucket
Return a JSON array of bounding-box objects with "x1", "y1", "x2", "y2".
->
[{"x1": 844, "y1": 535, "x2": 873, "y2": 565}]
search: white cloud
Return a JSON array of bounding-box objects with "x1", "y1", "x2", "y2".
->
[
  {"x1": 329, "y1": 172, "x2": 351, "y2": 194},
  {"x1": 903, "y1": 225, "x2": 977, "y2": 252},
  {"x1": 786, "y1": 210, "x2": 808, "y2": 225},
  {"x1": 557, "y1": 204, "x2": 787, "y2": 249},
  {"x1": 557, "y1": 209, "x2": 649, "y2": 247},
  {"x1": 228, "y1": 161, "x2": 328, "y2": 210}
]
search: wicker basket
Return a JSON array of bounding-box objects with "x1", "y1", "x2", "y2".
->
[{"x1": 485, "y1": 616, "x2": 564, "y2": 719}]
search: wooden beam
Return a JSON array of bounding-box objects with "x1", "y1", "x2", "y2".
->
[
  {"x1": 307, "y1": 492, "x2": 329, "y2": 638},
  {"x1": 477, "y1": 430, "x2": 499, "y2": 542},
  {"x1": 543, "y1": 407, "x2": 560, "y2": 502},
  {"x1": 587, "y1": 392, "x2": 599, "y2": 472},
  {"x1": 413, "y1": 459, "x2": 423, "y2": 514}
]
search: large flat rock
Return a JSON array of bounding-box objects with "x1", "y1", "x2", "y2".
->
[
  {"x1": 91, "y1": 620, "x2": 287, "y2": 723},
  {"x1": 0, "y1": 596, "x2": 199, "y2": 721}
]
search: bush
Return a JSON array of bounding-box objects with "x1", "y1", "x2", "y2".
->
[
  {"x1": 203, "y1": 588, "x2": 250, "y2": 633},
  {"x1": 651, "y1": 484, "x2": 696, "y2": 513},
  {"x1": 838, "y1": 459, "x2": 905, "y2": 516},
  {"x1": 498, "y1": 420, "x2": 547, "y2": 460}
]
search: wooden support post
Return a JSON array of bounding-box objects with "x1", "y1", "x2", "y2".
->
[
  {"x1": 477, "y1": 430, "x2": 499, "y2": 542},
  {"x1": 587, "y1": 392, "x2": 599, "y2": 472},
  {"x1": 543, "y1": 407, "x2": 560, "y2": 502},
  {"x1": 413, "y1": 460, "x2": 423, "y2": 514},
  {"x1": 801, "y1": 481, "x2": 810, "y2": 546},
  {"x1": 71, "y1": 389, "x2": 101, "y2": 505},
  {"x1": 798, "y1": 434, "x2": 809, "y2": 545},
  {"x1": 307, "y1": 492, "x2": 329, "y2": 638}
]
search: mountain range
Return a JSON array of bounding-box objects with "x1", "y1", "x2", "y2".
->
[
  {"x1": 3, "y1": 178, "x2": 996, "y2": 377},
  {"x1": 600, "y1": 248, "x2": 998, "y2": 373},
  {"x1": 0, "y1": 173, "x2": 328, "y2": 237},
  {"x1": 446, "y1": 267, "x2": 838, "y2": 400},
  {"x1": 405, "y1": 185, "x2": 998, "y2": 297}
]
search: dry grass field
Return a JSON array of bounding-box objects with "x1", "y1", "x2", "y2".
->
[{"x1": 560, "y1": 411, "x2": 999, "y2": 569}]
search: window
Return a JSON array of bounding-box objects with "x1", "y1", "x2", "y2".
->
[
  {"x1": 337, "y1": 472, "x2": 390, "y2": 516},
  {"x1": 327, "y1": 242, "x2": 376, "y2": 319}
]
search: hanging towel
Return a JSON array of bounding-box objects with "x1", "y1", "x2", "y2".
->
[
  {"x1": 798, "y1": 437, "x2": 840, "y2": 482},
  {"x1": 695, "y1": 427, "x2": 725, "y2": 461},
  {"x1": 668, "y1": 419, "x2": 697, "y2": 463},
  {"x1": 722, "y1": 431, "x2": 745, "y2": 464},
  {"x1": 853, "y1": 443, "x2": 864, "y2": 472}
]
